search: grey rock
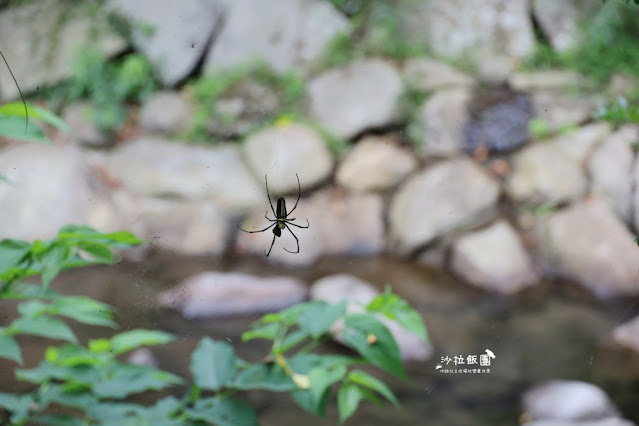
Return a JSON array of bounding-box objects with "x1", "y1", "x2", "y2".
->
[
  {"x1": 336, "y1": 136, "x2": 417, "y2": 192},
  {"x1": 307, "y1": 59, "x2": 403, "y2": 139},
  {"x1": 608, "y1": 74, "x2": 638, "y2": 99},
  {"x1": 613, "y1": 315, "x2": 639, "y2": 354},
  {"x1": 107, "y1": 0, "x2": 223, "y2": 87},
  {"x1": 450, "y1": 220, "x2": 537, "y2": 293},
  {"x1": 158, "y1": 271, "x2": 307, "y2": 318},
  {"x1": 509, "y1": 70, "x2": 589, "y2": 91},
  {"x1": 522, "y1": 380, "x2": 620, "y2": 422},
  {"x1": 402, "y1": 58, "x2": 474, "y2": 91},
  {"x1": 531, "y1": 90, "x2": 603, "y2": 132},
  {"x1": 310, "y1": 274, "x2": 432, "y2": 361},
  {"x1": 63, "y1": 102, "x2": 111, "y2": 148},
  {"x1": 418, "y1": 87, "x2": 473, "y2": 156},
  {"x1": 0, "y1": 0, "x2": 126, "y2": 100},
  {"x1": 389, "y1": 158, "x2": 500, "y2": 253},
  {"x1": 549, "y1": 122, "x2": 612, "y2": 166},
  {"x1": 538, "y1": 200, "x2": 639, "y2": 297},
  {"x1": 397, "y1": 0, "x2": 533, "y2": 81},
  {"x1": 105, "y1": 137, "x2": 262, "y2": 211},
  {"x1": 139, "y1": 91, "x2": 192, "y2": 135},
  {"x1": 588, "y1": 126, "x2": 637, "y2": 223},
  {"x1": 204, "y1": 0, "x2": 349, "y2": 74},
  {"x1": 524, "y1": 420, "x2": 635, "y2": 426},
  {"x1": 531, "y1": 0, "x2": 597, "y2": 53},
  {"x1": 507, "y1": 143, "x2": 587, "y2": 205},
  {"x1": 242, "y1": 123, "x2": 334, "y2": 194},
  {"x1": 0, "y1": 145, "x2": 112, "y2": 240},
  {"x1": 113, "y1": 191, "x2": 228, "y2": 256}
]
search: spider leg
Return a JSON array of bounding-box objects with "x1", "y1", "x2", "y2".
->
[
  {"x1": 238, "y1": 222, "x2": 276, "y2": 234},
  {"x1": 285, "y1": 218, "x2": 309, "y2": 229},
  {"x1": 265, "y1": 233, "x2": 277, "y2": 257},
  {"x1": 264, "y1": 211, "x2": 276, "y2": 222},
  {"x1": 265, "y1": 175, "x2": 277, "y2": 218},
  {"x1": 287, "y1": 173, "x2": 302, "y2": 216},
  {"x1": 282, "y1": 224, "x2": 300, "y2": 254}
]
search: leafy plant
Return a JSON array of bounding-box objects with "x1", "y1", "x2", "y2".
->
[
  {"x1": 185, "y1": 61, "x2": 305, "y2": 142},
  {"x1": 46, "y1": 49, "x2": 156, "y2": 133},
  {"x1": 593, "y1": 96, "x2": 639, "y2": 126},
  {"x1": 0, "y1": 225, "x2": 427, "y2": 425}
]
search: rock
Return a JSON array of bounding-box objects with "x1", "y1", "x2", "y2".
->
[
  {"x1": 0, "y1": 0, "x2": 126, "y2": 100},
  {"x1": 538, "y1": 200, "x2": 639, "y2": 297},
  {"x1": 336, "y1": 136, "x2": 417, "y2": 192},
  {"x1": 204, "y1": 0, "x2": 349, "y2": 74},
  {"x1": 509, "y1": 70, "x2": 590, "y2": 91},
  {"x1": 587, "y1": 126, "x2": 637, "y2": 223},
  {"x1": 506, "y1": 143, "x2": 587, "y2": 205},
  {"x1": 0, "y1": 145, "x2": 113, "y2": 240},
  {"x1": 389, "y1": 158, "x2": 500, "y2": 253},
  {"x1": 242, "y1": 123, "x2": 334, "y2": 194},
  {"x1": 450, "y1": 220, "x2": 537, "y2": 293},
  {"x1": 609, "y1": 74, "x2": 638, "y2": 99},
  {"x1": 127, "y1": 348, "x2": 158, "y2": 368},
  {"x1": 208, "y1": 80, "x2": 282, "y2": 138},
  {"x1": 465, "y1": 90, "x2": 532, "y2": 154},
  {"x1": 549, "y1": 122, "x2": 612, "y2": 165},
  {"x1": 402, "y1": 58, "x2": 474, "y2": 91},
  {"x1": 113, "y1": 191, "x2": 228, "y2": 256},
  {"x1": 139, "y1": 91, "x2": 192, "y2": 134},
  {"x1": 309, "y1": 188, "x2": 385, "y2": 256},
  {"x1": 307, "y1": 59, "x2": 403, "y2": 139},
  {"x1": 106, "y1": 0, "x2": 223, "y2": 87},
  {"x1": 158, "y1": 271, "x2": 307, "y2": 318},
  {"x1": 417, "y1": 87, "x2": 473, "y2": 156},
  {"x1": 62, "y1": 102, "x2": 111, "y2": 148},
  {"x1": 531, "y1": 0, "x2": 597, "y2": 53},
  {"x1": 522, "y1": 380, "x2": 620, "y2": 422},
  {"x1": 613, "y1": 315, "x2": 639, "y2": 354},
  {"x1": 105, "y1": 137, "x2": 262, "y2": 211},
  {"x1": 397, "y1": 0, "x2": 534, "y2": 82},
  {"x1": 310, "y1": 274, "x2": 432, "y2": 361},
  {"x1": 530, "y1": 91, "x2": 602, "y2": 132}
]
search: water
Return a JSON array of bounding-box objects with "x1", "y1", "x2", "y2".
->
[{"x1": 2, "y1": 252, "x2": 639, "y2": 425}]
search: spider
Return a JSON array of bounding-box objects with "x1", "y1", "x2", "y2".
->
[{"x1": 238, "y1": 173, "x2": 309, "y2": 257}]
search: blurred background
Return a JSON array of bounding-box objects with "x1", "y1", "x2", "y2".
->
[{"x1": 2, "y1": 0, "x2": 639, "y2": 424}]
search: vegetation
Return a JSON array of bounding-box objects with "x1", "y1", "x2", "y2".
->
[
  {"x1": 184, "y1": 62, "x2": 305, "y2": 142},
  {"x1": 45, "y1": 50, "x2": 157, "y2": 134},
  {"x1": 524, "y1": 1, "x2": 639, "y2": 84}
]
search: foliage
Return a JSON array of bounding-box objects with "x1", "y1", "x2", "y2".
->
[
  {"x1": 0, "y1": 225, "x2": 427, "y2": 425},
  {"x1": 594, "y1": 96, "x2": 639, "y2": 126},
  {"x1": 0, "y1": 101, "x2": 68, "y2": 143},
  {"x1": 46, "y1": 49, "x2": 157, "y2": 134},
  {"x1": 524, "y1": 1, "x2": 639, "y2": 83},
  {"x1": 184, "y1": 61, "x2": 305, "y2": 142}
]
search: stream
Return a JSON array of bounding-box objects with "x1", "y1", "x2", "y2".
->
[{"x1": 2, "y1": 252, "x2": 639, "y2": 425}]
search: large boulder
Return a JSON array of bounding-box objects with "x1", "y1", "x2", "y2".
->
[
  {"x1": 389, "y1": 158, "x2": 500, "y2": 253},
  {"x1": 538, "y1": 200, "x2": 639, "y2": 297}
]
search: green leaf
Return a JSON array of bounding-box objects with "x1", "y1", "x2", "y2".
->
[
  {"x1": 298, "y1": 300, "x2": 346, "y2": 338},
  {"x1": 342, "y1": 313, "x2": 405, "y2": 379},
  {"x1": 111, "y1": 329, "x2": 175, "y2": 355},
  {"x1": 41, "y1": 243, "x2": 70, "y2": 289},
  {"x1": 51, "y1": 296, "x2": 116, "y2": 328},
  {"x1": 17, "y1": 361, "x2": 101, "y2": 385},
  {"x1": 77, "y1": 241, "x2": 113, "y2": 263},
  {"x1": 188, "y1": 397, "x2": 258, "y2": 426},
  {"x1": 0, "y1": 333, "x2": 22, "y2": 364},
  {"x1": 366, "y1": 287, "x2": 428, "y2": 342},
  {"x1": 46, "y1": 344, "x2": 108, "y2": 367},
  {"x1": 296, "y1": 364, "x2": 347, "y2": 415},
  {"x1": 338, "y1": 383, "x2": 363, "y2": 424},
  {"x1": 32, "y1": 415, "x2": 84, "y2": 426},
  {"x1": 0, "y1": 239, "x2": 31, "y2": 275},
  {"x1": 17, "y1": 299, "x2": 49, "y2": 317},
  {"x1": 280, "y1": 328, "x2": 311, "y2": 352},
  {"x1": 10, "y1": 316, "x2": 77, "y2": 343},
  {"x1": 93, "y1": 363, "x2": 184, "y2": 398},
  {"x1": 0, "y1": 102, "x2": 69, "y2": 131},
  {"x1": 241, "y1": 322, "x2": 280, "y2": 341},
  {"x1": 260, "y1": 302, "x2": 314, "y2": 325},
  {"x1": 190, "y1": 337, "x2": 237, "y2": 391},
  {"x1": 0, "y1": 392, "x2": 34, "y2": 424},
  {"x1": 0, "y1": 114, "x2": 48, "y2": 143},
  {"x1": 232, "y1": 363, "x2": 296, "y2": 391},
  {"x1": 288, "y1": 353, "x2": 358, "y2": 374},
  {"x1": 346, "y1": 370, "x2": 398, "y2": 406}
]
